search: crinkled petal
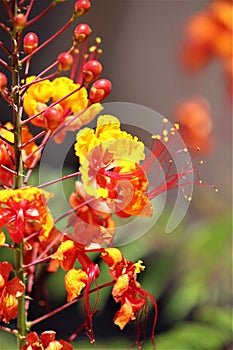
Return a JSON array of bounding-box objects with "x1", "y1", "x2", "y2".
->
[{"x1": 64, "y1": 268, "x2": 88, "y2": 302}]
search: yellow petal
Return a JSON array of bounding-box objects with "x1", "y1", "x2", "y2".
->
[{"x1": 64, "y1": 268, "x2": 88, "y2": 302}]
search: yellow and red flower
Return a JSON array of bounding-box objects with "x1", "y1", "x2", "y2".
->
[
  {"x1": 0, "y1": 123, "x2": 40, "y2": 187},
  {"x1": 75, "y1": 115, "x2": 202, "y2": 219},
  {"x1": 101, "y1": 248, "x2": 157, "y2": 335},
  {"x1": 23, "y1": 76, "x2": 103, "y2": 143},
  {"x1": 21, "y1": 331, "x2": 73, "y2": 350},
  {"x1": 69, "y1": 181, "x2": 115, "y2": 247},
  {"x1": 0, "y1": 261, "x2": 25, "y2": 323},
  {"x1": 0, "y1": 187, "x2": 54, "y2": 243}
]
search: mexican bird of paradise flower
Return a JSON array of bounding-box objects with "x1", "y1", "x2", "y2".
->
[
  {"x1": 101, "y1": 248, "x2": 157, "y2": 345},
  {"x1": 0, "y1": 261, "x2": 25, "y2": 323},
  {"x1": 21, "y1": 330, "x2": 73, "y2": 350},
  {"x1": 0, "y1": 187, "x2": 54, "y2": 243},
  {"x1": 69, "y1": 180, "x2": 116, "y2": 247},
  {"x1": 74, "y1": 115, "x2": 205, "y2": 219}
]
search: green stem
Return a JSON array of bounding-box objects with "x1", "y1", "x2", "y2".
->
[{"x1": 11, "y1": 1, "x2": 27, "y2": 349}]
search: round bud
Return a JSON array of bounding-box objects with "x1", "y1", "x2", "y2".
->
[
  {"x1": 74, "y1": 0, "x2": 91, "y2": 16},
  {"x1": 74, "y1": 24, "x2": 92, "y2": 44},
  {"x1": 89, "y1": 79, "x2": 112, "y2": 103},
  {"x1": 0, "y1": 73, "x2": 7, "y2": 91},
  {"x1": 24, "y1": 32, "x2": 39, "y2": 54},
  {"x1": 43, "y1": 108, "x2": 61, "y2": 130},
  {"x1": 58, "y1": 52, "x2": 73, "y2": 71},
  {"x1": 82, "y1": 60, "x2": 102, "y2": 83},
  {"x1": 14, "y1": 14, "x2": 27, "y2": 31}
]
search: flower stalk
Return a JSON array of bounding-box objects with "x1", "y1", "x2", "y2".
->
[{"x1": 11, "y1": 1, "x2": 27, "y2": 348}]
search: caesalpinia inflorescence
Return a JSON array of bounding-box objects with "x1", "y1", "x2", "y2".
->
[{"x1": 0, "y1": 1, "x2": 215, "y2": 349}]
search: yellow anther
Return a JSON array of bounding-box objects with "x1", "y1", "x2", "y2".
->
[
  {"x1": 164, "y1": 136, "x2": 169, "y2": 142},
  {"x1": 152, "y1": 135, "x2": 161, "y2": 140},
  {"x1": 188, "y1": 197, "x2": 192, "y2": 201},
  {"x1": 174, "y1": 123, "x2": 179, "y2": 130},
  {"x1": 89, "y1": 45, "x2": 96, "y2": 53},
  {"x1": 96, "y1": 37, "x2": 102, "y2": 44},
  {"x1": 200, "y1": 160, "x2": 204, "y2": 164},
  {"x1": 97, "y1": 49, "x2": 103, "y2": 55},
  {"x1": 183, "y1": 148, "x2": 188, "y2": 152},
  {"x1": 163, "y1": 118, "x2": 168, "y2": 123},
  {"x1": 163, "y1": 130, "x2": 168, "y2": 136}
]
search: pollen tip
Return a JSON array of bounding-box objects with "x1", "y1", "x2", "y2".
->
[
  {"x1": 188, "y1": 196, "x2": 192, "y2": 201},
  {"x1": 89, "y1": 45, "x2": 96, "y2": 53},
  {"x1": 174, "y1": 123, "x2": 179, "y2": 130},
  {"x1": 95, "y1": 37, "x2": 102, "y2": 44},
  {"x1": 199, "y1": 180, "x2": 202, "y2": 184},
  {"x1": 164, "y1": 136, "x2": 169, "y2": 142},
  {"x1": 200, "y1": 160, "x2": 204, "y2": 164},
  {"x1": 152, "y1": 135, "x2": 160, "y2": 140},
  {"x1": 162, "y1": 130, "x2": 168, "y2": 136},
  {"x1": 163, "y1": 118, "x2": 168, "y2": 123},
  {"x1": 214, "y1": 187, "x2": 219, "y2": 192},
  {"x1": 183, "y1": 148, "x2": 188, "y2": 152},
  {"x1": 97, "y1": 49, "x2": 103, "y2": 55}
]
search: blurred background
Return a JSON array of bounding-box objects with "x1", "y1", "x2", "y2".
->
[{"x1": 0, "y1": 1, "x2": 232, "y2": 349}]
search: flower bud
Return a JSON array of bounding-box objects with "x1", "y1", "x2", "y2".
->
[
  {"x1": 74, "y1": 0, "x2": 91, "y2": 16},
  {"x1": 14, "y1": 14, "x2": 27, "y2": 31},
  {"x1": 89, "y1": 79, "x2": 112, "y2": 103},
  {"x1": 74, "y1": 24, "x2": 91, "y2": 44},
  {"x1": 82, "y1": 60, "x2": 102, "y2": 83},
  {"x1": 0, "y1": 73, "x2": 7, "y2": 91},
  {"x1": 58, "y1": 52, "x2": 73, "y2": 71},
  {"x1": 43, "y1": 108, "x2": 61, "y2": 130},
  {"x1": 24, "y1": 32, "x2": 39, "y2": 54}
]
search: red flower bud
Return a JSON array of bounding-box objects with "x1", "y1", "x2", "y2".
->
[
  {"x1": 82, "y1": 60, "x2": 102, "y2": 83},
  {"x1": 43, "y1": 108, "x2": 61, "y2": 130},
  {"x1": 0, "y1": 73, "x2": 7, "y2": 91},
  {"x1": 58, "y1": 52, "x2": 73, "y2": 71},
  {"x1": 24, "y1": 32, "x2": 39, "y2": 54},
  {"x1": 74, "y1": 24, "x2": 92, "y2": 44},
  {"x1": 74, "y1": 0, "x2": 91, "y2": 16},
  {"x1": 14, "y1": 14, "x2": 27, "y2": 31},
  {"x1": 89, "y1": 79, "x2": 112, "y2": 103}
]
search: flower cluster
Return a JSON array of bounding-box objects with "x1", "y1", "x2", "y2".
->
[{"x1": 0, "y1": 1, "x2": 214, "y2": 350}]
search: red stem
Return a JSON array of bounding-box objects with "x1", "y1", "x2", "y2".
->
[
  {"x1": 2, "y1": 0, "x2": 13, "y2": 20},
  {"x1": 28, "y1": 281, "x2": 115, "y2": 328},
  {"x1": 0, "y1": 41, "x2": 11, "y2": 55},
  {"x1": 0, "y1": 22, "x2": 10, "y2": 32},
  {"x1": 25, "y1": 0, "x2": 35, "y2": 19},
  {"x1": 38, "y1": 171, "x2": 80, "y2": 189},
  {"x1": 26, "y1": 2, "x2": 56, "y2": 27},
  {"x1": 0, "y1": 58, "x2": 13, "y2": 71}
]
